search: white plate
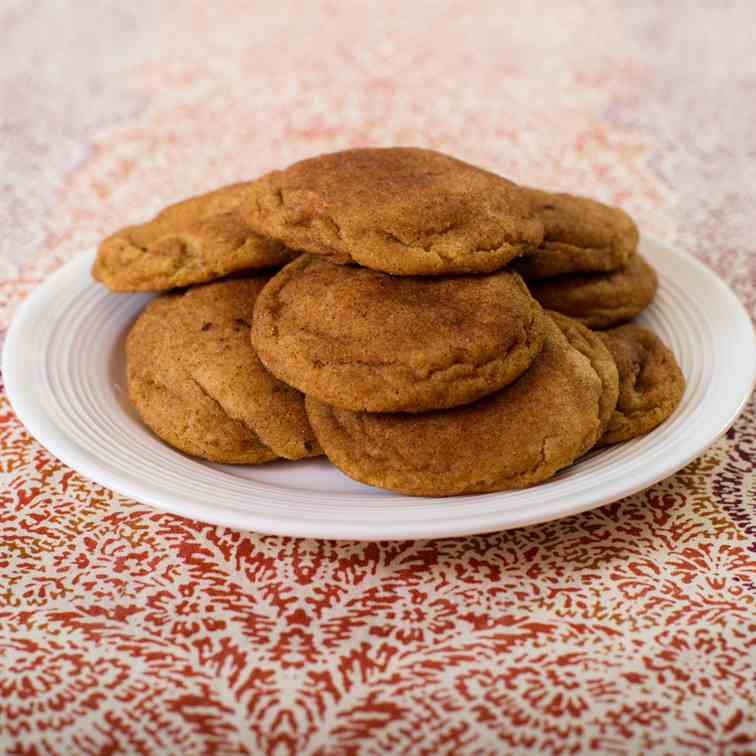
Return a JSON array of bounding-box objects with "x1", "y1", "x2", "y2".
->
[{"x1": 4, "y1": 239, "x2": 755, "y2": 540}]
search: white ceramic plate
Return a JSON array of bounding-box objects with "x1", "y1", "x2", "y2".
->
[{"x1": 4, "y1": 239, "x2": 755, "y2": 540}]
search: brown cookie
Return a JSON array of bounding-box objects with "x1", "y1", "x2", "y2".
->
[
  {"x1": 127, "y1": 277, "x2": 321, "y2": 463},
  {"x1": 243, "y1": 148, "x2": 543, "y2": 275},
  {"x1": 597, "y1": 325, "x2": 685, "y2": 445},
  {"x1": 513, "y1": 188, "x2": 639, "y2": 280},
  {"x1": 94, "y1": 183, "x2": 294, "y2": 292},
  {"x1": 252, "y1": 255, "x2": 547, "y2": 413},
  {"x1": 528, "y1": 254, "x2": 658, "y2": 329},
  {"x1": 547, "y1": 311, "x2": 619, "y2": 444},
  {"x1": 305, "y1": 319, "x2": 604, "y2": 496}
]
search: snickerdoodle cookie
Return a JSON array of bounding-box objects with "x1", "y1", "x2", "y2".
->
[
  {"x1": 547, "y1": 311, "x2": 619, "y2": 443},
  {"x1": 127, "y1": 277, "x2": 321, "y2": 463},
  {"x1": 94, "y1": 183, "x2": 293, "y2": 291},
  {"x1": 251, "y1": 255, "x2": 547, "y2": 413},
  {"x1": 243, "y1": 148, "x2": 543, "y2": 275},
  {"x1": 528, "y1": 254, "x2": 658, "y2": 329},
  {"x1": 597, "y1": 324, "x2": 685, "y2": 445},
  {"x1": 305, "y1": 319, "x2": 604, "y2": 496},
  {"x1": 514, "y1": 189, "x2": 638, "y2": 280}
]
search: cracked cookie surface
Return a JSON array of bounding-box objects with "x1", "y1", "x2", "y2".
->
[
  {"x1": 513, "y1": 188, "x2": 639, "y2": 280},
  {"x1": 547, "y1": 311, "x2": 619, "y2": 446},
  {"x1": 305, "y1": 318, "x2": 604, "y2": 496},
  {"x1": 528, "y1": 254, "x2": 658, "y2": 329},
  {"x1": 252, "y1": 255, "x2": 547, "y2": 412},
  {"x1": 597, "y1": 324, "x2": 685, "y2": 445},
  {"x1": 127, "y1": 276, "x2": 321, "y2": 463},
  {"x1": 94, "y1": 182, "x2": 294, "y2": 291},
  {"x1": 243, "y1": 148, "x2": 543, "y2": 275}
]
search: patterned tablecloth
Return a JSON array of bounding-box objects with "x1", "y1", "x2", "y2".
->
[{"x1": 2, "y1": 2, "x2": 755, "y2": 753}]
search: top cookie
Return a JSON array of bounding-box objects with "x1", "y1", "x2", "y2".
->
[
  {"x1": 251, "y1": 255, "x2": 546, "y2": 413},
  {"x1": 243, "y1": 148, "x2": 544, "y2": 275},
  {"x1": 94, "y1": 183, "x2": 293, "y2": 291},
  {"x1": 513, "y1": 189, "x2": 639, "y2": 280}
]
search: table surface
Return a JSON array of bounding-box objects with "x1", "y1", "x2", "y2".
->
[{"x1": 2, "y1": 2, "x2": 755, "y2": 754}]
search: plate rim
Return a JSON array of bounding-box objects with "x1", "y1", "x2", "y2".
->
[{"x1": 3, "y1": 240, "x2": 755, "y2": 540}]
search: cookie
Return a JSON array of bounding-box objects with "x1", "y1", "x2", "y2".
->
[
  {"x1": 513, "y1": 189, "x2": 639, "y2": 280},
  {"x1": 528, "y1": 254, "x2": 658, "y2": 329},
  {"x1": 251, "y1": 255, "x2": 547, "y2": 413},
  {"x1": 547, "y1": 311, "x2": 619, "y2": 443},
  {"x1": 305, "y1": 319, "x2": 604, "y2": 496},
  {"x1": 597, "y1": 325, "x2": 685, "y2": 445},
  {"x1": 94, "y1": 183, "x2": 293, "y2": 292},
  {"x1": 127, "y1": 277, "x2": 321, "y2": 463},
  {"x1": 243, "y1": 148, "x2": 543, "y2": 275}
]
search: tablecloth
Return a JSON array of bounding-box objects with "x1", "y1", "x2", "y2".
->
[{"x1": 2, "y1": 2, "x2": 755, "y2": 753}]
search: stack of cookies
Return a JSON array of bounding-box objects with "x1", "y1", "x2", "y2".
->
[{"x1": 94, "y1": 148, "x2": 685, "y2": 497}]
